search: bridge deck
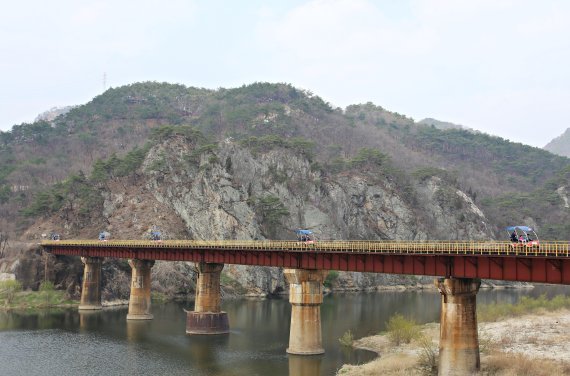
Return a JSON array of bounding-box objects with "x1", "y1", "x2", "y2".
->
[
  {"x1": 41, "y1": 239, "x2": 570, "y2": 257},
  {"x1": 41, "y1": 240, "x2": 570, "y2": 284}
]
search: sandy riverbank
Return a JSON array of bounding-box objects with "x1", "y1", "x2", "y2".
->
[{"x1": 338, "y1": 310, "x2": 570, "y2": 375}]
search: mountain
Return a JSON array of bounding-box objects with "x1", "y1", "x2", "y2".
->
[
  {"x1": 544, "y1": 128, "x2": 570, "y2": 157},
  {"x1": 1, "y1": 82, "x2": 568, "y2": 237},
  {"x1": 1, "y1": 82, "x2": 569, "y2": 297}
]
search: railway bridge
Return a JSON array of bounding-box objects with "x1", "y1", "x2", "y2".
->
[{"x1": 42, "y1": 240, "x2": 570, "y2": 375}]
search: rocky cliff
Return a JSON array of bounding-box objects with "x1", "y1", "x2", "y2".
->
[{"x1": 20, "y1": 132, "x2": 493, "y2": 299}]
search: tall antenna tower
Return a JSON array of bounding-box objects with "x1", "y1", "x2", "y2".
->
[{"x1": 103, "y1": 72, "x2": 107, "y2": 92}]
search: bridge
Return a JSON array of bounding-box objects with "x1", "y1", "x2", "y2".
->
[{"x1": 42, "y1": 239, "x2": 570, "y2": 376}]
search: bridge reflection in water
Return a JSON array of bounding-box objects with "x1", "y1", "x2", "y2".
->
[{"x1": 42, "y1": 239, "x2": 570, "y2": 375}]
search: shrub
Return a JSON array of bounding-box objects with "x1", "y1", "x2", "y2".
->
[
  {"x1": 38, "y1": 281, "x2": 58, "y2": 304},
  {"x1": 349, "y1": 148, "x2": 389, "y2": 169},
  {"x1": 417, "y1": 335, "x2": 438, "y2": 375},
  {"x1": 386, "y1": 313, "x2": 420, "y2": 345},
  {"x1": 248, "y1": 195, "x2": 289, "y2": 238},
  {"x1": 39, "y1": 280, "x2": 55, "y2": 292},
  {"x1": 338, "y1": 330, "x2": 354, "y2": 347},
  {"x1": 324, "y1": 271, "x2": 339, "y2": 288},
  {"x1": 0, "y1": 279, "x2": 22, "y2": 304}
]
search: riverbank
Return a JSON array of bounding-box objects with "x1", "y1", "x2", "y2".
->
[
  {"x1": 337, "y1": 310, "x2": 570, "y2": 375},
  {"x1": 0, "y1": 290, "x2": 77, "y2": 310}
]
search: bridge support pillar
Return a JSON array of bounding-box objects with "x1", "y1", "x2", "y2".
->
[
  {"x1": 186, "y1": 262, "x2": 229, "y2": 335},
  {"x1": 79, "y1": 257, "x2": 102, "y2": 310},
  {"x1": 127, "y1": 259, "x2": 155, "y2": 320},
  {"x1": 436, "y1": 277, "x2": 481, "y2": 376},
  {"x1": 284, "y1": 268, "x2": 328, "y2": 355}
]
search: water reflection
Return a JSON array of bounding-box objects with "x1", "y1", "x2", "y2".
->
[
  {"x1": 289, "y1": 354, "x2": 322, "y2": 376},
  {"x1": 79, "y1": 310, "x2": 101, "y2": 332},
  {"x1": 0, "y1": 286, "x2": 568, "y2": 376}
]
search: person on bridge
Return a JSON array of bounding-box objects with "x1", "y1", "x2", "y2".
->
[{"x1": 510, "y1": 231, "x2": 518, "y2": 242}]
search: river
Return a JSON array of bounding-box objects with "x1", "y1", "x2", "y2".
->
[{"x1": 1, "y1": 286, "x2": 568, "y2": 376}]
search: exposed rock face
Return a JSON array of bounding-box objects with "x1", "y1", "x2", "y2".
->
[
  {"x1": 134, "y1": 136, "x2": 492, "y2": 294},
  {"x1": 24, "y1": 135, "x2": 494, "y2": 297},
  {"x1": 415, "y1": 177, "x2": 490, "y2": 240},
  {"x1": 544, "y1": 128, "x2": 570, "y2": 157},
  {"x1": 142, "y1": 137, "x2": 490, "y2": 242}
]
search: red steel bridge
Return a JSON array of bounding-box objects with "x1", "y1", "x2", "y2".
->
[{"x1": 42, "y1": 240, "x2": 570, "y2": 285}]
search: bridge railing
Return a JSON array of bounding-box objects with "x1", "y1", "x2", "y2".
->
[{"x1": 40, "y1": 240, "x2": 570, "y2": 257}]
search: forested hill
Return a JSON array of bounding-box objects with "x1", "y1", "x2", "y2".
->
[{"x1": 1, "y1": 81, "x2": 569, "y2": 238}]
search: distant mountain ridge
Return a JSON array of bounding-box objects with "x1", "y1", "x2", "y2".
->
[
  {"x1": 418, "y1": 118, "x2": 474, "y2": 132},
  {"x1": 34, "y1": 106, "x2": 76, "y2": 122},
  {"x1": 544, "y1": 128, "x2": 570, "y2": 157}
]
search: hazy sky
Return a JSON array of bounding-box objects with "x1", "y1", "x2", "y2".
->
[{"x1": 1, "y1": 0, "x2": 569, "y2": 147}]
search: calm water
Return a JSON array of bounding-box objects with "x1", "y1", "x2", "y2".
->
[{"x1": 1, "y1": 286, "x2": 569, "y2": 376}]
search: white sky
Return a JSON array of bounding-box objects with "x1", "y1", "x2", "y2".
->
[{"x1": 1, "y1": 0, "x2": 569, "y2": 147}]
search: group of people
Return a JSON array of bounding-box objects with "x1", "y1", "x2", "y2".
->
[{"x1": 510, "y1": 231, "x2": 531, "y2": 243}]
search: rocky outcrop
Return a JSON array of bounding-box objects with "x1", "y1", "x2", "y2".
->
[
  {"x1": 22, "y1": 135, "x2": 495, "y2": 298},
  {"x1": 135, "y1": 136, "x2": 492, "y2": 294}
]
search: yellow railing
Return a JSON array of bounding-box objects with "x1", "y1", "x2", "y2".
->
[{"x1": 40, "y1": 240, "x2": 570, "y2": 257}]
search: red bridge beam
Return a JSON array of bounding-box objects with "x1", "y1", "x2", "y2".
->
[{"x1": 43, "y1": 245, "x2": 570, "y2": 285}]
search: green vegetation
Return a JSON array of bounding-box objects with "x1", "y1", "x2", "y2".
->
[
  {"x1": 150, "y1": 125, "x2": 206, "y2": 143},
  {"x1": 407, "y1": 126, "x2": 569, "y2": 188},
  {"x1": 61, "y1": 82, "x2": 202, "y2": 125},
  {"x1": 91, "y1": 145, "x2": 151, "y2": 182},
  {"x1": 248, "y1": 195, "x2": 290, "y2": 238},
  {"x1": 480, "y1": 164, "x2": 570, "y2": 240},
  {"x1": 220, "y1": 272, "x2": 248, "y2": 294},
  {"x1": 240, "y1": 135, "x2": 315, "y2": 160},
  {"x1": 338, "y1": 329, "x2": 354, "y2": 347},
  {"x1": 0, "y1": 280, "x2": 22, "y2": 304},
  {"x1": 324, "y1": 148, "x2": 395, "y2": 177},
  {"x1": 324, "y1": 270, "x2": 339, "y2": 288},
  {"x1": 478, "y1": 294, "x2": 570, "y2": 322},
  {"x1": 385, "y1": 313, "x2": 421, "y2": 345},
  {"x1": 0, "y1": 185, "x2": 10, "y2": 204},
  {"x1": 151, "y1": 291, "x2": 168, "y2": 302},
  {"x1": 349, "y1": 148, "x2": 389, "y2": 169},
  {"x1": 187, "y1": 143, "x2": 218, "y2": 165},
  {"x1": 412, "y1": 167, "x2": 458, "y2": 185},
  {"x1": 0, "y1": 280, "x2": 75, "y2": 309},
  {"x1": 23, "y1": 172, "x2": 102, "y2": 218}
]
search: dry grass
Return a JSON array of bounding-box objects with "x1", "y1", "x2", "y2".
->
[
  {"x1": 482, "y1": 352, "x2": 570, "y2": 376},
  {"x1": 338, "y1": 353, "x2": 420, "y2": 376},
  {"x1": 337, "y1": 323, "x2": 440, "y2": 376},
  {"x1": 338, "y1": 312, "x2": 570, "y2": 376}
]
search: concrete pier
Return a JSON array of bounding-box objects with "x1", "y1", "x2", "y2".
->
[
  {"x1": 284, "y1": 268, "x2": 328, "y2": 355},
  {"x1": 436, "y1": 278, "x2": 481, "y2": 376},
  {"x1": 127, "y1": 259, "x2": 155, "y2": 320},
  {"x1": 79, "y1": 256, "x2": 102, "y2": 310},
  {"x1": 186, "y1": 262, "x2": 229, "y2": 335}
]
